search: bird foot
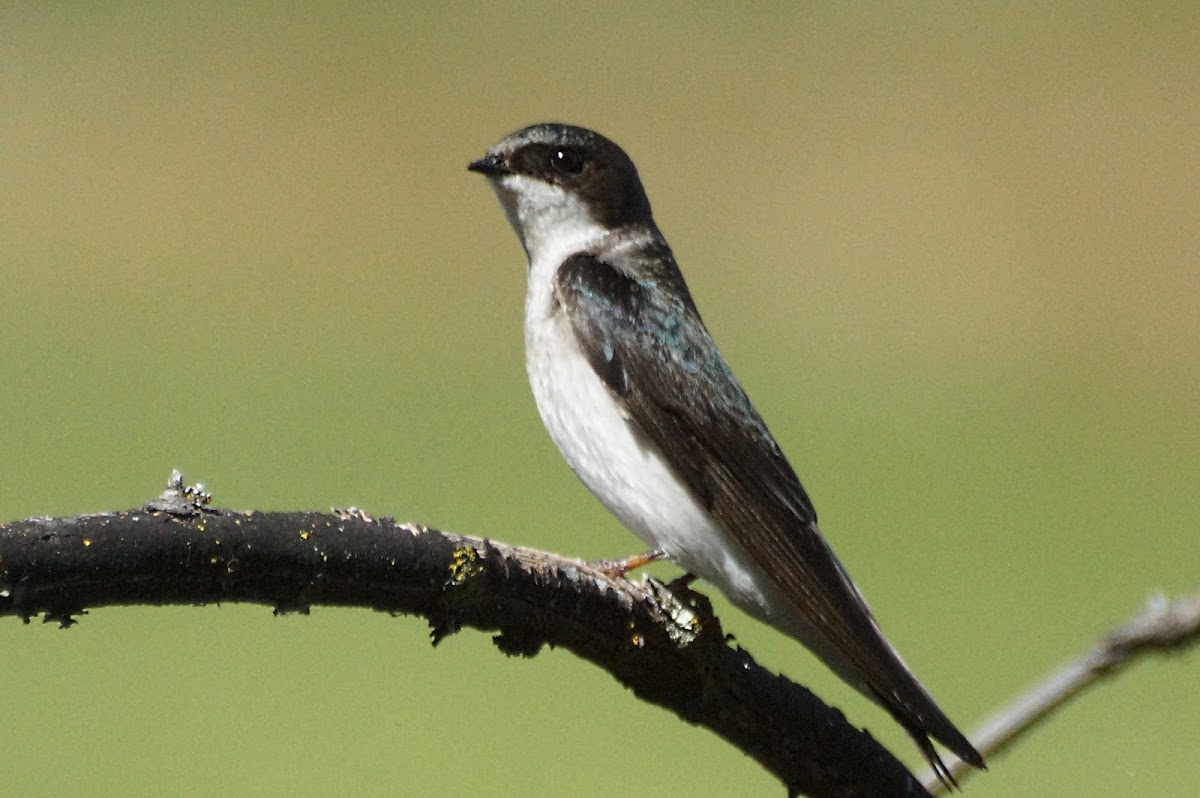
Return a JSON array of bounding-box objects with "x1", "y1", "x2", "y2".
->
[{"x1": 591, "y1": 549, "x2": 668, "y2": 579}]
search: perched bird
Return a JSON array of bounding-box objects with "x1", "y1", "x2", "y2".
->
[{"x1": 469, "y1": 123, "x2": 984, "y2": 784}]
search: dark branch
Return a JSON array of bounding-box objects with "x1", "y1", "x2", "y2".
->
[{"x1": 0, "y1": 478, "x2": 929, "y2": 798}]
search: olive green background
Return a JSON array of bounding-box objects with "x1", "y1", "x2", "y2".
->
[{"x1": 2, "y1": 4, "x2": 1197, "y2": 796}]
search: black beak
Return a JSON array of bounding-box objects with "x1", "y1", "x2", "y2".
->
[{"x1": 467, "y1": 153, "x2": 509, "y2": 176}]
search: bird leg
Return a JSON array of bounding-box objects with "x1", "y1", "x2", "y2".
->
[{"x1": 591, "y1": 548, "x2": 668, "y2": 579}]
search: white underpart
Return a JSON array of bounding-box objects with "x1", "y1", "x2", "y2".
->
[{"x1": 487, "y1": 172, "x2": 775, "y2": 614}]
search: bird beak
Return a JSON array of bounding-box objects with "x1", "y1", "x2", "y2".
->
[{"x1": 467, "y1": 152, "x2": 510, "y2": 176}]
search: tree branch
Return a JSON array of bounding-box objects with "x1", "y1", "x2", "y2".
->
[
  {"x1": 920, "y1": 587, "x2": 1200, "y2": 793},
  {"x1": 0, "y1": 474, "x2": 929, "y2": 798}
]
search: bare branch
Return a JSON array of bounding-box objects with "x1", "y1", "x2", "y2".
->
[
  {"x1": 0, "y1": 476, "x2": 930, "y2": 798},
  {"x1": 921, "y1": 589, "x2": 1200, "y2": 793}
]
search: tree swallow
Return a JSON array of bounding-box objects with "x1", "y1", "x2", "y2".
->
[{"x1": 468, "y1": 123, "x2": 985, "y2": 784}]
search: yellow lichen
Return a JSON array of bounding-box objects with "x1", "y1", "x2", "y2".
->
[{"x1": 448, "y1": 547, "x2": 483, "y2": 585}]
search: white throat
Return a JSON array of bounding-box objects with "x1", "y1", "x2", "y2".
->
[{"x1": 486, "y1": 172, "x2": 610, "y2": 285}]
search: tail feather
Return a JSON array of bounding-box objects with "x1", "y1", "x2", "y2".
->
[
  {"x1": 903, "y1": 721, "x2": 986, "y2": 793},
  {"x1": 913, "y1": 731, "x2": 959, "y2": 792},
  {"x1": 869, "y1": 681, "x2": 986, "y2": 791}
]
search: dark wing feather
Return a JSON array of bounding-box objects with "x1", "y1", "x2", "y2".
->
[{"x1": 554, "y1": 251, "x2": 983, "y2": 773}]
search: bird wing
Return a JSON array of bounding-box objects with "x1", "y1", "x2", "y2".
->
[{"x1": 553, "y1": 250, "x2": 982, "y2": 772}]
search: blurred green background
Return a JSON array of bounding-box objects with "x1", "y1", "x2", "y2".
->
[{"x1": 2, "y1": 3, "x2": 1197, "y2": 796}]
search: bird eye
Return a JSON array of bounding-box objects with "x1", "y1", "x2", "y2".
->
[{"x1": 550, "y1": 147, "x2": 584, "y2": 175}]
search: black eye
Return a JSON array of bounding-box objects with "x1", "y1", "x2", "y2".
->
[{"x1": 550, "y1": 147, "x2": 584, "y2": 175}]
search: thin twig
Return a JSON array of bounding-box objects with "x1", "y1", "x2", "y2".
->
[{"x1": 921, "y1": 589, "x2": 1200, "y2": 794}]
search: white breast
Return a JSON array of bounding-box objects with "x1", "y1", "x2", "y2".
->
[{"x1": 522, "y1": 241, "x2": 771, "y2": 611}]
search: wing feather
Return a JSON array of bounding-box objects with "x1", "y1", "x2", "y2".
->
[{"x1": 554, "y1": 251, "x2": 983, "y2": 771}]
